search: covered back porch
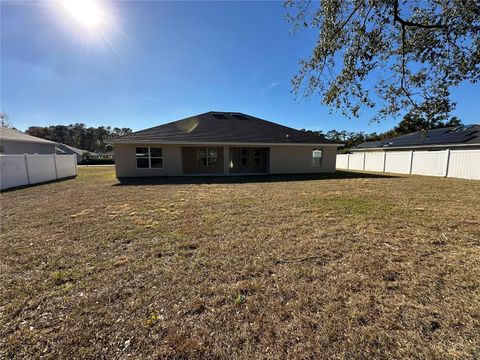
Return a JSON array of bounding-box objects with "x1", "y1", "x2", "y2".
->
[{"x1": 182, "y1": 146, "x2": 270, "y2": 175}]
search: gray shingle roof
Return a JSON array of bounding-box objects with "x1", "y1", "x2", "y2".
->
[
  {"x1": 56, "y1": 143, "x2": 95, "y2": 156},
  {"x1": 111, "y1": 112, "x2": 336, "y2": 145},
  {"x1": 0, "y1": 126, "x2": 57, "y2": 145},
  {"x1": 355, "y1": 125, "x2": 480, "y2": 149}
]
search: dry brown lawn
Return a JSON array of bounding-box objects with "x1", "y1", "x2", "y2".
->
[{"x1": 1, "y1": 167, "x2": 479, "y2": 359}]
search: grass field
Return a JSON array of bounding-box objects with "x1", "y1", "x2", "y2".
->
[{"x1": 1, "y1": 167, "x2": 479, "y2": 359}]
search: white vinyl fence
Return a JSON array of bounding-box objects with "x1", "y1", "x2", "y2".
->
[
  {"x1": 0, "y1": 154, "x2": 77, "y2": 190},
  {"x1": 337, "y1": 149, "x2": 480, "y2": 180}
]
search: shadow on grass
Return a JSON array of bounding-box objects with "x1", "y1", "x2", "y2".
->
[
  {"x1": 0, "y1": 176, "x2": 77, "y2": 192},
  {"x1": 114, "y1": 171, "x2": 401, "y2": 186}
]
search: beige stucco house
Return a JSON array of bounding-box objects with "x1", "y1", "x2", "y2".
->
[
  {"x1": 0, "y1": 126, "x2": 57, "y2": 154},
  {"x1": 111, "y1": 112, "x2": 341, "y2": 177}
]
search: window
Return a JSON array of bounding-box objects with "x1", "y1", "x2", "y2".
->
[
  {"x1": 241, "y1": 148, "x2": 248, "y2": 166},
  {"x1": 197, "y1": 148, "x2": 218, "y2": 166},
  {"x1": 253, "y1": 148, "x2": 261, "y2": 165},
  {"x1": 136, "y1": 147, "x2": 163, "y2": 169},
  {"x1": 312, "y1": 148, "x2": 322, "y2": 167},
  {"x1": 149, "y1": 147, "x2": 163, "y2": 168},
  {"x1": 136, "y1": 147, "x2": 149, "y2": 168}
]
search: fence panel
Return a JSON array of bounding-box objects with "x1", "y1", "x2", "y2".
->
[
  {"x1": 349, "y1": 153, "x2": 365, "y2": 170},
  {"x1": 0, "y1": 154, "x2": 76, "y2": 190},
  {"x1": 364, "y1": 152, "x2": 384, "y2": 172},
  {"x1": 411, "y1": 150, "x2": 448, "y2": 177},
  {"x1": 0, "y1": 155, "x2": 29, "y2": 190},
  {"x1": 26, "y1": 155, "x2": 56, "y2": 184},
  {"x1": 447, "y1": 150, "x2": 480, "y2": 180},
  {"x1": 336, "y1": 149, "x2": 479, "y2": 180},
  {"x1": 384, "y1": 152, "x2": 411, "y2": 174},
  {"x1": 336, "y1": 154, "x2": 349, "y2": 169},
  {"x1": 56, "y1": 155, "x2": 77, "y2": 178}
]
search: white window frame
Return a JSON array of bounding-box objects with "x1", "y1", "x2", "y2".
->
[
  {"x1": 197, "y1": 148, "x2": 218, "y2": 166},
  {"x1": 312, "y1": 148, "x2": 323, "y2": 168},
  {"x1": 135, "y1": 146, "x2": 163, "y2": 169}
]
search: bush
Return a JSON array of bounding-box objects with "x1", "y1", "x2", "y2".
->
[{"x1": 80, "y1": 158, "x2": 115, "y2": 165}]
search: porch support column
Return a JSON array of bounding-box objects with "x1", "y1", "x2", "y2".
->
[{"x1": 223, "y1": 146, "x2": 229, "y2": 174}]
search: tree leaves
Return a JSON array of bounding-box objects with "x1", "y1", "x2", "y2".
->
[{"x1": 285, "y1": 0, "x2": 480, "y2": 124}]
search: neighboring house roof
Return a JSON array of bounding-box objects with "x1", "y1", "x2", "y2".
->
[
  {"x1": 0, "y1": 126, "x2": 57, "y2": 145},
  {"x1": 111, "y1": 112, "x2": 338, "y2": 145},
  {"x1": 56, "y1": 143, "x2": 95, "y2": 156},
  {"x1": 353, "y1": 124, "x2": 480, "y2": 151},
  {"x1": 97, "y1": 151, "x2": 114, "y2": 156}
]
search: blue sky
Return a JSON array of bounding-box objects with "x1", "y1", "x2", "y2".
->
[{"x1": 1, "y1": 1, "x2": 479, "y2": 133}]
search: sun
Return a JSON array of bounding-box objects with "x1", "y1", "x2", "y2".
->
[{"x1": 63, "y1": 0, "x2": 102, "y2": 29}]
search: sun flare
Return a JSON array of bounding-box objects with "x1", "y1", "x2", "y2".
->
[{"x1": 63, "y1": 0, "x2": 102, "y2": 29}]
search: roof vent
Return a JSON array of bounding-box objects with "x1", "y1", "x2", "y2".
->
[
  {"x1": 231, "y1": 113, "x2": 247, "y2": 120},
  {"x1": 212, "y1": 113, "x2": 228, "y2": 119}
]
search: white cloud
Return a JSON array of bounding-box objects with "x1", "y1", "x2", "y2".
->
[{"x1": 259, "y1": 81, "x2": 279, "y2": 96}]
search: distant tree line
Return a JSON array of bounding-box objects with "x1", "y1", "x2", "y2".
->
[
  {"x1": 303, "y1": 114, "x2": 462, "y2": 152},
  {"x1": 25, "y1": 124, "x2": 132, "y2": 153}
]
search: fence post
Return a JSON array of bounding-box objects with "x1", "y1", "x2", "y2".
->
[
  {"x1": 346, "y1": 153, "x2": 350, "y2": 170},
  {"x1": 362, "y1": 152, "x2": 366, "y2": 171},
  {"x1": 24, "y1": 154, "x2": 31, "y2": 185},
  {"x1": 382, "y1": 152, "x2": 387, "y2": 172},
  {"x1": 74, "y1": 155, "x2": 78, "y2": 176},
  {"x1": 444, "y1": 149, "x2": 451, "y2": 177},
  {"x1": 409, "y1": 151, "x2": 414, "y2": 174},
  {"x1": 53, "y1": 154, "x2": 59, "y2": 179}
]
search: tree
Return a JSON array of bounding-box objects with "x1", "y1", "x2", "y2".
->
[
  {"x1": 316, "y1": 114, "x2": 463, "y2": 151},
  {"x1": 25, "y1": 124, "x2": 132, "y2": 152},
  {"x1": 394, "y1": 113, "x2": 462, "y2": 135},
  {"x1": 25, "y1": 126, "x2": 50, "y2": 139},
  {"x1": 285, "y1": 0, "x2": 479, "y2": 124},
  {"x1": 112, "y1": 127, "x2": 132, "y2": 137},
  {"x1": 0, "y1": 112, "x2": 12, "y2": 128}
]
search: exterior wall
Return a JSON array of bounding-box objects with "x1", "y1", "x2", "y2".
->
[
  {"x1": 114, "y1": 143, "x2": 338, "y2": 177},
  {"x1": 114, "y1": 143, "x2": 183, "y2": 177},
  {"x1": 0, "y1": 140, "x2": 56, "y2": 154},
  {"x1": 269, "y1": 145, "x2": 337, "y2": 174}
]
